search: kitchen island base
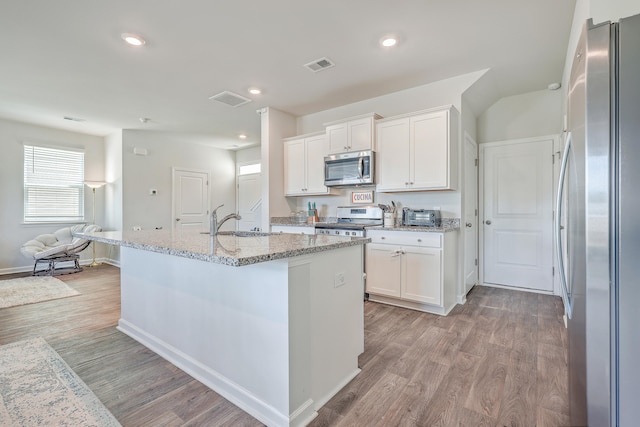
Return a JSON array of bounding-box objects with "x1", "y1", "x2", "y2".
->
[{"x1": 117, "y1": 244, "x2": 365, "y2": 427}]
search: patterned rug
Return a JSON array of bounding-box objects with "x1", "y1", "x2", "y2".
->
[
  {"x1": 0, "y1": 337, "x2": 121, "y2": 426},
  {"x1": 0, "y1": 276, "x2": 79, "y2": 309}
]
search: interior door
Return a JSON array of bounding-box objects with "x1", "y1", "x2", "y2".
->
[
  {"x1": 482, "y1": 137, "x2": 554, "y2": 291},
  {"x1": 173, "y1": 168, "x2": 209, "y2": 232},
  {"x1": 237, "y1": 171, "x2": 262, "y2": 232},
  {"x1": 464, "y1": 134, "x2": 479, "y2": 295}
]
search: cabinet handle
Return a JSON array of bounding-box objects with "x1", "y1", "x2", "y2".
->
[
  {"x1": 344, "y1": 146, "x2": 348, "y2": 150},
  {"x1": 391, "y1": 250, "x2": 402, "y2": 257},
  {"x1": 405, "y1": 182, "x2": 409, "y2": 185},
  {"x1": 380, "y1": 236, "x2": 386, "y2": 239},
  {"x1": 485, "y1": 220, "x2": 492, "y2": 225},
  {"x1": 417, "y1": 239, "x2": 422, "y2": 242},
  {"x1": 466, "y1": 222, "x2": 472, "y2": 228},
  {"x1": 410, "y1": 182, "x2": 414, "y2": 185}
]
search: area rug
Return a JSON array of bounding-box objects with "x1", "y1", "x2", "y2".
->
[
  {"x1": 0, "y1": 276, "x2": 79, "y2": 309},
  {"x1": 0, "y1": 337, "x2": 121, "y2": 426}
]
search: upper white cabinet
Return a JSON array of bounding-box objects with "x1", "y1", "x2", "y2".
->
[
  {"x1": 376, "y1": 106, "x2": 458, "y2": 192},
  {"x1": 284, "y1": 132, "x2": 337, "y2": 196},
  {"x1": 325, "y1": 113, "x2": 381, "y2": 154}
]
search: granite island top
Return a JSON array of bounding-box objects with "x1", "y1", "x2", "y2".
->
[{"x1": 74, "y1": 229, "x2": 369, "y2": 267}]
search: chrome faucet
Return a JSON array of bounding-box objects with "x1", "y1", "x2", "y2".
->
[{"x1": 210, "y1": 204, "x2": 242, "y2": 235}]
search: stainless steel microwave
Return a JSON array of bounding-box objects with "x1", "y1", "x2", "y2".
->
[{"x1": 324, "y1": 150, "x2": 375, "y2": 187}]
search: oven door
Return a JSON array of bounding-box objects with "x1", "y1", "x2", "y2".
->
[{"x1": 324, "y1": 151, "x2": 374, "y2": 187}]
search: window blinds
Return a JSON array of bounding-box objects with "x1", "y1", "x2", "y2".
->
[{"x1": 23, "y1": 144, "x2": 85, "y2": 222}]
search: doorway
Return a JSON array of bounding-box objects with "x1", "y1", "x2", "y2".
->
[
  {"x1": 480, "y1": 136, "x2": 555, "y2": 292},
  {"x1": 172, "y1": 168, "x2": 210, "y2": 232},
  {"x1": 236, "y1": 162, "x2": 262, "y2": 232}
]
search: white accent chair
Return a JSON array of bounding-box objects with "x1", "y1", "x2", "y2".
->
[{"x1": 20, "y1": 224, "x2": 102, "y2": 275}]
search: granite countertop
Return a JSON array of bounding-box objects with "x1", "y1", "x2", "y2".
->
[
  {"x1": 74, "y1": 229, "x2": 369, "y2": 267},
  {"x1": 367, "y1": 218, "x2": 461, "y2": 233},
  {"x1": 270, "y1": 217, "x2": 337, "y2": 228}
]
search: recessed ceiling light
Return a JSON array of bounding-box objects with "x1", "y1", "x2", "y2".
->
[
  {"x1": 239, "y1": 134, "x2": 247, "y2": 139},
  {"x1": 380, "y1": 34, "x2": 399, "y2": 48},
  {"x1": 248, "y1": 87, "x2": 261, "y2": 95},
  {"x1": 121, "y1": 33, "x2": 146, "y2": 46}
]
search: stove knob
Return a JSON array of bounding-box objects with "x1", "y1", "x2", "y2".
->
[
  {"x1": 351, "y1": 231, "x2": 356, "y2": 236},
  {"x1": 335, "y1": 230, "x2": 340, "y2": 235}
]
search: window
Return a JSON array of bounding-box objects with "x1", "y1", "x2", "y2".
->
[
  {"x1": 23, "y1": 144, "x2": 85, "y2": 223},
  {"x1": 238, "y1": 162, "x2": 261, "y2": 175}
]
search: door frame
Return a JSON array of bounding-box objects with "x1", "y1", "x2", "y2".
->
[
  {"x1": 235, "y1": 160, "x2": 262, "y2": 231},
  {"x1": 478, "y1": 134, "x2": 560, "y2": 295},
  {"x1": 171, "y1": 167, "x2": 210, "y2": 231},
  {"x1": 461, "y1": 131, "x2": 478, "y2": 303}
]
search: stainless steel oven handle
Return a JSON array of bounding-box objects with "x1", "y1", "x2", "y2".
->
[
  {"x1": 358, "y1": 157, "x2": 364, "y2": 179},
  {"x1": 555, "y1": 132, "x2": 572, "y2": 319}
]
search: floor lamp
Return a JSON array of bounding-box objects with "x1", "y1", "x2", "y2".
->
[{"x1": 84, "y1": 181, "x2": 106, "y2": 267}]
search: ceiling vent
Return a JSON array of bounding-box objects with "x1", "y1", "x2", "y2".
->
[
  {"x1": 208, "y1": 91, "x2": 252, "y2": 107},
  {"x1": 304, "y1": 57, "x2": 335, "y2": 73}
]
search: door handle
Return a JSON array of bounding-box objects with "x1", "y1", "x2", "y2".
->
[
  {"x1": 485, "y1": 220, "x2": 492, "y2": 225},
  {"x1": 176, "y1": 218, "x2": 181, "y2": 222},
  {"x1": 466, "y1": 222, "x2": 472, "y2": 228},
  {"x1": 555, "y1": 131, "x2": 572, "y2": 318}
]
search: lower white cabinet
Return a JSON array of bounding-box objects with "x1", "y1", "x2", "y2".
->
[{"x1": 365, "y1": 229, "x2": 457, "y2": 315}]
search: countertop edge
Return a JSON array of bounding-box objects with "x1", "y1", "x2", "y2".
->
[{"x1": 75, "y1": 232, "x2": 370, "y2": 267}]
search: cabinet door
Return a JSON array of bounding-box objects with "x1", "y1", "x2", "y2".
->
[
  {"x1": 284, "y1": 138, "x2": 306, "y2": 195},
  {"x1": 305, "y1": 134, "x2": 330, "y2": 194},
  {"x1": 376, "y1": 118, "x2": 411, "y2": 191},
  {"x1": 365, "y1": 243, "x2": 402, "y2": 297},
  {"x1": 401, "y1": 246, "x2": 442, "y2": 306},
  {"x1": 411, "y1": 110, "x2": 449, "y2": 189},
  {"x1": 349, "y1": 117, "x2": 374, "y2": 151},
  {"x1": 327, "y1": 123, "x2": 348, "y2": 153}
]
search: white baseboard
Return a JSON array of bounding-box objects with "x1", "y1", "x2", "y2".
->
[
  {"x1": 117, "y1": 319, "x2": 295, "y2": 427},
  {"x1": 0, "y1": 257, "x2": 120, "y2": 276}
]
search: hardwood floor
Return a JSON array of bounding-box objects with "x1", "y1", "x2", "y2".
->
[{"x1": 0, "y1": 265, "x2": 569, "y2": 426}]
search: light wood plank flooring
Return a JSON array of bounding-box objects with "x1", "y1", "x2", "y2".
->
[{"x1": 0, "y1": 265, "x2": 569, "y2": 426}]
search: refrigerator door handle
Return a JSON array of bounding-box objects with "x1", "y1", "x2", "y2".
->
[{"x1": 555, "y1": 131, "x2": 572, "y2": 318}]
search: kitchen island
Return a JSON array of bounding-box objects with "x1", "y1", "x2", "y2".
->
[{"x1": 75, "y1": 229, "x2": 369, "y2": 427}]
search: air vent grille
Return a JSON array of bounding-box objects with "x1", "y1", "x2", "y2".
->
[
  {"x1": 208, "y1": 91, "x2": 252, "y2": 107},
  {"x1": 304, "y1": 57, "x2": 335, "y2": 73}
]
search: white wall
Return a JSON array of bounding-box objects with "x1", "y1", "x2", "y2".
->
[
  {"x1": 476, "y1": 89, "x2": 563, "y2": 144},
  {"x1": 236, "y1": 146, "x2": 261, "y2": 164},
  {"x1": 260, "y1": 108, "x2": 297, "y2": 229},
  {"x1": 297, "y1": 70, "x2": 484, "y2": 135},
  {"x1": 0, "y1": 118, "x2": 105, "y2": 272},
  {"x1": 104, "y1": 130, "x2": 123, "y2": 263},
  {"x1": 122, "y1": 130, "x2": 236, "y2": 232},
  {"x1": 591, "y1": 0, "x2": 640, "y2": 23}
]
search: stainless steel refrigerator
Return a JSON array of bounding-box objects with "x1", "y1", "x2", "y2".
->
[{"x1": 556, "y1": 13, "x2": 640, "y2": 426}]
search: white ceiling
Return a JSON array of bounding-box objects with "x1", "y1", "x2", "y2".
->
[{"x1": 0, "y1": 1, "x2": 576, "y2": 149}]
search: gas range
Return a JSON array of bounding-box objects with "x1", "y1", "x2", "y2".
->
[{"x1": 314, "y1": 206, "x2": 383, "y2": 237}]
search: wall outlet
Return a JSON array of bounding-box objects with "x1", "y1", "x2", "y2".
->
[
  {"x1": 132, "y1": 225, "x2": 142, "y2": 231},
  {"x1": 334, "y1": 272, "x2": 346, "y2": 288}
]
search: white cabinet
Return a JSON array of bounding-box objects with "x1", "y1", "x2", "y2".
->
[
  {"x1": 376, "y1": 106, "x2": 458, "y2": 192},
  {"x1": 365, "y1": 229, "x2": 457, "y2": 315},
  {"x1": 284, "y1": 133, "x2": 337, "y2": 196},
  {"x1": 325, "y1": 113, "x2": 381, "y2": 154}
]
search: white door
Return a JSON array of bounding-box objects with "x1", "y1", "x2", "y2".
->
[
  {"x1": 482, "y1": 137, "x2": 554, "y2": 292},
  {"x1": 237, "y1": 170, "x2": 262, "y2": 232},
  {"x1": 464, "y1": 134, "x2": 478, "y2": 295},
  {"x1": 173, "y1": 168, "x2": 209, "y2": 232}
]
